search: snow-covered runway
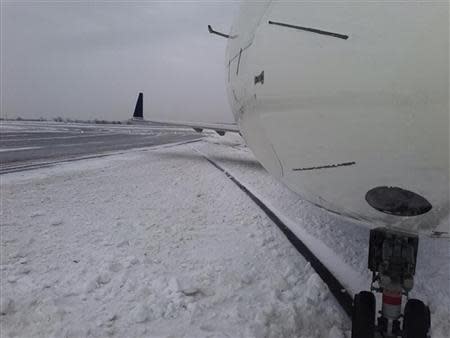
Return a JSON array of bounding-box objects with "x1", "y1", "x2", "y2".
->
[
  {"x1": 0, "y1": 121, "x2": 200, "y2": 172},
  {"x1": 1, "y1": 134, "x2": 448, "y2": 338}
]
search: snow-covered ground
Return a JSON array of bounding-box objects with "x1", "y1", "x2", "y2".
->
[
  {"x1": 1, "y1": 120, "x2": 192, "y2": 135},
  {"x1": 195, "y1": 135, "x2": 450, "y2": 337},
  {"x1": 1, "y1": 134, "x2": 449, "y2": 337}
]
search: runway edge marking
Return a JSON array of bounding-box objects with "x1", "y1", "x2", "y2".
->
[{"x1": 196, "y1": 149, "x2": 354, "y2": 318}]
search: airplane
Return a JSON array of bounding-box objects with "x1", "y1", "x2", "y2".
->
[
  {"x1": 135, "y1": 1, "x2": 449, "y2": 337},
  {"x1": 131, "y1": 92, "x2": 239, "y2": 136}
]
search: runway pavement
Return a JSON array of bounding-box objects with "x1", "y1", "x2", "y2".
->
[{"x1": 0, "y1": 121, "x2": 201, "y2": 172}]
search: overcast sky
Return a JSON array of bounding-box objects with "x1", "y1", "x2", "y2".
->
[{"x1": 1, "y1": 0, "x2": 239, "y2": 122}]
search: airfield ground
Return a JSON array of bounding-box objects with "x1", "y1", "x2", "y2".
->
[
  {"x1": 1, "y1": 122, "x2": 449, "y2": 337},
  {"x1": 0, "y1": 121, "x2": 200, "y2": 171}
]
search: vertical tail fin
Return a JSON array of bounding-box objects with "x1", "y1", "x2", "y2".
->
[{"x1": 133, "y1": 92, "x2": 143, "y2": 119}]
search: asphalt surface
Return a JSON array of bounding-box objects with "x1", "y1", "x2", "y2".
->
[{"x1": 0, "y1": 121, "x2": 201, "y2": 172}]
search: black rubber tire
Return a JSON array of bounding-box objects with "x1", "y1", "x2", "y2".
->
[
  {"x1": 352, "y1": 291, "x2": 376, "y2": 338},
  {"x1": 403, "y1": 299, "x2": 430, "y2": 338}
]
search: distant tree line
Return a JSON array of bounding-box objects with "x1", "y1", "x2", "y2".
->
[
  {"x1": 53, "y1": 117, "x2": 124, "y2": 124},
  {"x1": 1, "y1": 116, "x2": 126, "y2": 125}
]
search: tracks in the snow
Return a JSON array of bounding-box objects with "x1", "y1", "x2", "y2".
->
[
  {"x1": 0, "y1": 139, "x2": 202, "y2": 175},
  {"x1": 1, "y1": 153, "x2": 121, "y2": 175},
  {"x1": 198, "y1": 151, "x2": 354, "y2": 318},
  {"x1": 2, "y1": 135, "x2": 355, "y2": 317}
]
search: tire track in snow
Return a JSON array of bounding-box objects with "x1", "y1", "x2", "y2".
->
[
  {"x1": 0, "y1": 138, "x2": 202, "y2": 175},
  {"x1": 196, "y1": 149, "x2": 354, "y2": 318}
]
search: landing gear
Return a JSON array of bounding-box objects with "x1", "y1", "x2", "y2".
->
[{"x1": 351, "y1": 228, "x2": 431, "y2": 338}]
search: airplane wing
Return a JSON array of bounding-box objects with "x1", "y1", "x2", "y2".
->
[
  {"x1": 147, "y1": 119, "x2": 239, "y2": 135},
  {"x1": 131, "y1": 92, "x2": 239, "y2": 135}
]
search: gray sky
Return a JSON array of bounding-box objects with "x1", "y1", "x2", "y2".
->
[{"x1": 1, "y1": 0, "x2": 239, "y2": 122}]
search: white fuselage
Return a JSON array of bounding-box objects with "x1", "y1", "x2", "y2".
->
[{"x1": 226, "y1": 0, "x2": 449, "y2": 234}]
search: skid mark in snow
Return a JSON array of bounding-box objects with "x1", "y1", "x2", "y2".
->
[{"x1": 196, "y1": 149, "x2": 354, "y2": 317}]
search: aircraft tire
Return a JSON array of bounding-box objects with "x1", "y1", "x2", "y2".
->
[
  {"x1": 351, "y1": 291, "x2": 376, "y2": 338},
  {"x1": 403, "y1": 299, "x2": 430, "y2": 338}
]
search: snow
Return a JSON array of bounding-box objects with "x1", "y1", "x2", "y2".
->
[
  {"x1": 1, "y1": 138, "x2": 347, "y2": 338},
  {"x1": 193, "y1": 134, "x2": 450, "y2": 338},
  {"x1": 0, "y1": 120, "x2": 193, "y2": 136},
  {"x1": 1, "y1": 133, "x2": 448, "y2": 337},
  {"x1": 0, "y1": 147, "x2": 43, "y2": 153}
]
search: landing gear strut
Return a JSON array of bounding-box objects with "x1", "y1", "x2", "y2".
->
[{"x1": 352, "y1": 228, "x2": 430, "y2": 338}]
